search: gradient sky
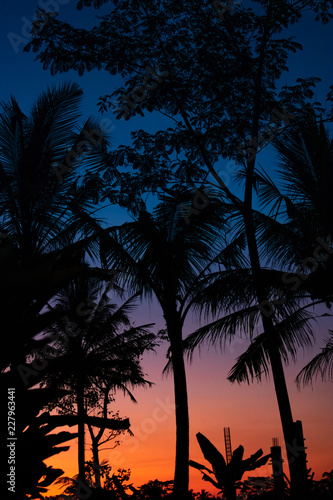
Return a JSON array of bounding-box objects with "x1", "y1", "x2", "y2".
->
[
  {"x1": 1, "y1": 0, "x2": 333, "y2": 496},
  {"x1": 45, "y1": 312, "x2": 333, "y2": 496}
]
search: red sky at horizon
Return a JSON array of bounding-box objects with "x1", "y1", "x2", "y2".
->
[{"x1": 45, "y1": 309, "x2": 333, "y2": 497}]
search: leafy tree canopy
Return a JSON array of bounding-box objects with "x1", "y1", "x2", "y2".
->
[{"x1": 24, "y1": 0, "x2": 333, "y2": 211}]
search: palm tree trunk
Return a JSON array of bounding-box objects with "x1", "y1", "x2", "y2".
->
[
  {"x1": 168, "y1": 320, "x2": 190, "y2": 499},
  {"x1": 240, "y1": 16, "x2": 309, "y2": 484},
  {"x1": 243, "y1": 209, "x2": 308, "y2": 499},
  {"x1": 77, "y1": 378, "x2": 86, "y2": 484},
  {"x1": 265, "y1": 320, "x2": 303, "y2": 495}
]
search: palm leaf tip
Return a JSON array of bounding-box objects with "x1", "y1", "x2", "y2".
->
[{"x1": 296, "y1": 331, "x2": 333, "y2": 386}]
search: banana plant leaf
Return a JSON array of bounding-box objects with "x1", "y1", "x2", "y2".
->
[
  {"x1": 196, "y1": 432, "x2": 226, "y2": 473},
  {"x1": 191, "y1": 432, "x2": 271, "y2": 494},
  {"x1": 188, "y1": 459, "x2": 214, "y2": 475},
  {"x1": 20, "y1": 415, "x2": 78, "y2": 499}
]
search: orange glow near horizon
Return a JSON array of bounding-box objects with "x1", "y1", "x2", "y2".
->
[{"x1": 45, "y1": 325, "x2": 333, "y2": 497}]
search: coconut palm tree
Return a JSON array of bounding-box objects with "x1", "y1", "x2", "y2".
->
[
  {"x1": 253, "y1": 111, "x2": 333, "y2": 302},
  {"x1": 242, "y1": 112, "x2": 333, "y2": 498},
  {"x1": 198, "y1": 112, "x2": 333, "y2": 498},
  {"x1": 0, "y1": 81, "x2": 112, "y2": 372},
  {"x1": 185, "y1": 249, "x2": 317, "y2": 497},
  {"x1": 250, "y1": 113, "x2": 333, "y2": 390},
  {"x1": 0, "y1": 81, "x2": 111, "y2": 258},
  {"x1": 183, "y1": 114, "x2": 333, "y2": 499},
  {"x1": 100, "y1": 189, "x2": 243, "y2": 498},
  {"x1": 251, "y1": 114, "x2": 333, "y2": 383},
  {"x1": 0, "y1": 82, "x2": 111, "y2": 499},
  {"x1": 38, "y1": 273, "x2": 155, "y2": 486}
]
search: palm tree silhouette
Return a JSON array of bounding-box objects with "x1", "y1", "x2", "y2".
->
[
  {"x1": 253, "y1": 111, "x2": 333, "y2": 300},
  {"x1": 0, "y1": 82, "x2": 110, "y2": 258},
  {"x1": 255, "y1": 113, "x2": 333, "y2": 387},
  {"x1": 229, "y1": 112, "x2": 333, "y2": 497},
  {"x1": 100, "y1": 189, "x2": 235, "y2": 498},
  {"x1": 184, "y1": 240, "x2": 315, "y2": 497},
  {"x1": 184, "y1": 115, "x2": 333, "y2": 498},
  {"x1": 0, "y1": 83, "x2": 111, "y2": 499},
  {"x1": 39, "y1": 274, "x2": 155, "y2": 485},
  {"x1": 0, "y1": 81, "x2": 112, "y2": 372}
]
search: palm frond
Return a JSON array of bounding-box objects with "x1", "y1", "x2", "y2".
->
[
  {"x1": 254, "y1": 166, "x2": 289, "y2": 219},
  {"x1": 184, "y1": 305, "x2": 259, "y2": 357},
  {"x1": 272, "y1": 113, "x2": 333, "y2": 234},
  {"x1": 296, "y1": 330, "x2": 333, "y2": 385},
  {"x1": 0, "y1": 83, "x2": 111, "y2": 256},
  {"x1": 228, "y1": 307, "x2": 316, "y2": 384},
  {"x1": 28, "y1": 81, "x2": 83, "y2": 159}
]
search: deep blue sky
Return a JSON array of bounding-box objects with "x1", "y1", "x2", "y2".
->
[
  {"x1": 1, "y1": 1, "x2": 333, "y2": 224},
  {"x1": 1, "y1": 0, "x2": 170, "y2": 150},
  {"x1": 1, "y1": 0, "x2": 332, "y2": 148}
]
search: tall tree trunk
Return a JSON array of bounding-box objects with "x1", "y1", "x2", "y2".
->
[
  {"x1": 92, "y1": 438, "x2": 101, "y2": 488},
  {"x1": 77, "y1": 377, "x2": 86, "y2": 484},
  {"x1": 87, "y1": 389, "x2": 112, "y2": 490},
  {"x1": 168, "y1": 319, "x2": 190, "y2": 499},
  {"x1": 241, "y1": 4, "x2": 309, "y2": 488},
  {"x1": 243, "y1": 206, "x2": 308, "y2": 499}
]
